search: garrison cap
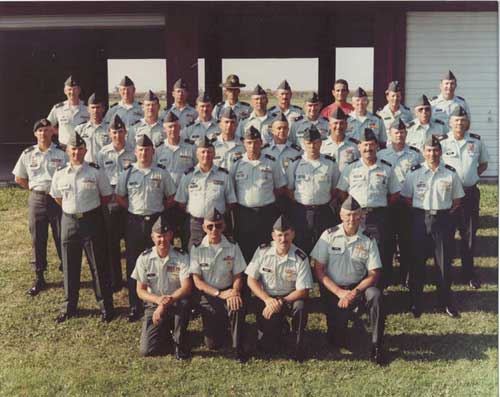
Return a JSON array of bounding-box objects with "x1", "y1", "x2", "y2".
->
[
  {"x1": 33, "y1": 118, "x2": 51, "y2": 132},
  {"x1": 359, "y1": 128, "x2": 378, "y2": 142},
  {"x1": 442, "y1": 70, "x2": 457, "y2": 81},
  {"x1": 251, "y1": 84, "x2": 267, "y2": 96},
  {"x1": 386, "y1": 80, "x2": 402, "y2": 92},
  {"x1": 67, "y1": 131, "x2": 85, "y2": 147},
  {"x1": 329, "y1": 107, "x2": 348, "y2": 120},
  {"x1": 220, "y1": 74, "x2": 246, "y2": 88},
  {"x1": 205, "y1": 207, "x2": 224, "y2": 222},
  {"x1": 424, "y1": 134, "x2": 442, "y2": 149},
  {"x1": 389, "y1": 118, "x2": 406, "y2": 131},
  {"x1": 341, "y1": 195, "x2": 361, "y2": 211},
  {"x1": 414, "y1": 94, "x2": 431, "y2": 107},
  {"x1": 87, "y1": 92, "x2": 106, "y2": 105},
  {"x1": 244, "y1": 125, "x2": 262, "y2": 140},
  {"x1": 277, "y1": 80, "x2": 291, "y2": 91},
  {"x1": 151, "y1": 215, "x2": 171, "y2": 234},
  {"x1": 173, "y1": 78, "x2": 188, "y2": 90},
  {"x1": 136, "y1": 134, "x2": 154, "y2": 147},
  {"x1": 305, "y1": 92, "x2": 320, "y2": 103},
  {"x1": 64, "y1": 75, "x2": 80, "y2": 87},
  {"x1": 119, "y1": 76, "x2": 134, "y2": 87},
  {"x1": 303, "y1": 125, "x2": 321, "y2": 141},
  {"x1": 219, "y1": 107, "x2": 237, "y2": 120},
  {"x1": 195, "y1": 136, "x2": 214, "y2": 148},
  {"x1": 450, "y1": 106, "x2": 468, "y2": 118},
  {"x1": 273, "y1": 215, "x2": 293, "y2": 232},
  {"x1": 163, "y1": 111, "x2": 179, "y2": 123},
  {"x1": 196, "y1": 91, "x2": 212, "y2": 103},
  {"x1": 272, "y1": 111, "x2": 288, "y2": 123},
  {"x1": 109, "y1": 115, "x2": 125, "y2": 130},
  {"x1": 352, "y1": 87, "x2": 368, "y2": 98},
  {"x1": 143, "y1": 90, "x2": 159, "y2": 102}
]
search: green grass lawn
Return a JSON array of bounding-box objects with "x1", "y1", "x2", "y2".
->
[{"x1": 0, "y1": 185, "x2": 497, "y2": 396}]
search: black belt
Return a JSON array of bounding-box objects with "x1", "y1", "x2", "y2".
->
[
  {"x1": 361, "y1": 207, "x2": 385, "y2": 213},
  {"x1": 414, "y1": 208, "x2": 450, "y2": 216},
  {"x1": 238, "y1": 203, "x2": 275, "y2": 212},
  {"x1": 29, "y1": 189, "x2": 49, "y2": 196},
  {"x1": 128, "y1": 212, "x2": 161, "y2": 221},
  {"x1": 64, "y1": 206, "x2": 101, "y2": 220},
  {"x1": 300, "y1": 203, "x2": 330, "y2": 210},
  {"x1": 463, "y1": 185, "x2": 477, "y2": 193}
]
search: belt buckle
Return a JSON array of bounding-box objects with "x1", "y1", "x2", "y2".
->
[
  {"x1": 144, "y1": 216, "x2": 151, "y2": 221},
  {"x1": 429, "y1": 210, "x2": 437, "y2": 215},
  {"x1": 75, "y1": 213, "x2": 84, "y2": 219}
]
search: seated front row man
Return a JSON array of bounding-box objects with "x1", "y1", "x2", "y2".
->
[
  {"x1": 311, "y1": 196, "x2": 385, "y2": 365},
  {"x1": 246, "y1": 216, "x2": 314, "y2": 362},
  {"x1": 132, "y1": 215, "x2": 192, "y2": 360}
]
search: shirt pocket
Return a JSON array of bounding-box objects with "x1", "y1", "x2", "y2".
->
[{"x1": 59, "y1": 183, "x2": 72, "y2": 199}]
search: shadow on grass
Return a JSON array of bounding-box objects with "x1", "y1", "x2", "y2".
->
[{"x1": 478, "y1": 215, "x2": 498, "y2": 229}]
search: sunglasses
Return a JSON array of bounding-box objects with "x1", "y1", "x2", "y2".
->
[
  {"x1": 416, "y1": 107, "x2": 431, "y2": 113},
  {"x1": 206, "y1": 223, "x2": 224, "y2": 231}
]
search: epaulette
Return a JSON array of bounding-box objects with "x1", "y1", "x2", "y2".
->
[
  {"x1": 348, "y1": 137, "x2": 360, "y2": 144},
  {"x1": 295, "y1": 248, "x2": 307, "y2": 260},
  {"x1": 173, "y1": 246, "x2": 186, "y2": 254},
  {"x1": 184, "y1": 138, "x2": 195, "y2": 145},
  {"x1": 410, "y1": 164, "x2": 422, "y2": 172},
  {"x1": 406, "y1": 120, "x2": 415, "y2": 128},
  {"x1": 88, "y1": 162, "x2": 100, "y2": 169},
  {"x1": 54, "y1": 143, "x2": 65, "y2": 151},
  {"x1": 362, "y1": 230, "x2": 374, "y2": 239},
  {"x1": 456, "y1": 96, "x2": 464, "y2": 100},
  {"x1": 216, "y1": 101, "x2": 224, "y2": 107},
  {"x1": 138, "y1": 101, "x2": 143, "y2": 106},
  {"x1": 186, "y1": 120, "x2": 195, "y2": 128},
  {"x1": 431, "y1": 96, "x2": 438, "y2": 101},
  {"x1": 55, "y1": 101, "x2": 64, "y2": 108},
  {"x1": 380, "y1": 159, "x2": 392, "y2": 167},
  {"x1": 193, "y1": 241, "x2": 201, "y2": 248},
  {"x1": 232, "y1": 152, "x2": 243, "y2": 159},
  {"x1": 435, "y1": 119, "x2": 445, "y2": 125},
  {"x1": 294, "y1": 115, "x2": 304, "y2": 122},
  {"x1": 347, "y1": 158, "x2": 359, "y2": 165},
  {"x1": 240, "y1": 113, "x2": 250, "y2": 121},
  {"x1": 268, "y1": 105, "x2": 277, "y2": 111},
  {"x1": 376, "y1": 107, "x2": 383, "y2": 113},
  {"x1": 403, "y1": 105, "x2": 410, "y2": 111},
  {"x1": 261, "y1": 143, "x2": 270, "y2": 150},
  {"x1": 373, "y1": 113, "x2": 382, "y2": 119},
  {"x1": 184, "y1": 166, "x2": 194, "y2": 175},
  {"x1": 470, "y1": 133, "x2": 481, "y2": 140},
  {"x1": 218, "y1": 166, "x2": 229, "y2": 174},
  {"x1": 23, "y1": 146, "x2": 35, "y2": 154},
  {"x1": 131, "y1": 119, "x2": 141, "y2": 126},
  {"x1": 157, "y1": 164, "x2": 166, "y2": 170},
  {"x1": 264, "y1": 154, "x2": 276, "y2": 161},
  {"x1": 409, "y1": 146, "x2": 420, "y2": 152},
  {"x1": 240, "y1": 101, "x2": 250, "y2": 106},
  {"x1": 155, "y1": 142, "x2": 163, "y2": 148},
  {"x1": 291, "y1": 143, "x2": 302, "y2": 152},
  {"x1": 326, "y1": 225, "x2": 339, "y2": 234},
  {"x1": 259, "y1": 242, "x2": 271, "y2": 249},
  {"x1": 141, "y1": 247, "x2": 153, "y2": 255},
  {"x1": 110, "y1": 102, "x2": 118, "y2": 108},
  {"x1": 436, "y1": 134, "x2": 448, "y2": 141},
  {"x1": 324, "y1": 154, "x2": 336, "y2": 162},
  {"x1": 291, "y1": 105, "x2": 303, "y2": 110},
  {"x1": 124, "y1": 163, "x2": 132, "y2": 170},
  {"x1": 57, "y1": 164, "x2": 68, "y2": 171},
  {"x1": 291, "y1": 155, "x2": 302, "y2": 162},
  {"x1": 445, "y1": 164, "x2": 456, "y2": 172},
  {"x1": 78, "y1": 120, "x2": 87, "y2": 125}
]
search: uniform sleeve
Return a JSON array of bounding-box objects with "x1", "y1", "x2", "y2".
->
[
  {"x1": 179, "y1": 254, "x2": 191, "y2": 281},
  {"x1": 103, "y1": 107, "x2": 115, "y2": 124},
  {"x1": 47, "y1": 106, "x2": 58, "y2": 126},
  {"x1": 131, "y1": 254, "x2": 147, "y2": 282},
  {"x1": 378, "y1": 119, "x2": 387, "y2": 144},
  {"x1": 224, "y1": 173, "x2": 237, "y2": 205},
  {"x1": 310, "y1": 231, "x2": 330, "y2": 265},
  {"x1": 115, "y1": 169, "x2": 128, "y2": 197},
  {"x1": 288, "y1": 123, "x2": 298, "y2": 145},
  {"x1": 174, "y1": 173, "x2": 189, "y2": 204},
  {"x1": 295, "y1": 256, "x2": 314, "y2": 290},
  {"x1": 244, "y1": 248, "x2": 262, "y2": 280},
  {"x1": 479, "y1": 140, "x2": 490, "y2": 164},
  {"x1": 336, "y1": 164, "x2": 350, "y2": 192},
  {"x1": 189, "y1": 246, "x2": 202, "y2": 275},
  {"x1": 286, "y1": 160, "x2": 298, "y2": 190},
  {"x1": 330, "y1": 161, "x2": 341, "y2": 189},
  {"x1": 451, "y1": 172, "x2": 465, "y2": 200},
  {"x1": 49, "y1": 172, "x2": 62, "y2": 199},
  {"x1": 387, "y1": 167, "x2": 401, "y2": 194},
  {"x1": 272, "y1": 160, "x2": 287, "y2": 189},
  {"x1": 232, "y1": 243, "x2": 247, "y2": 275},
  {"x1": 162, "y1": 169, "x2": 177, "y2": 197},
  {"x1": 12, "y1": 152, "x2": 28, "y2": 179},
  {"x1": 366, "y1": 239, "x2": 382, "y2": 271},
  {"x1": 400, "y1": 171, "x2": 414, "y2": 199},
  {"x1": 96, "y1": 168, "x2": 113, "y2": 196}
]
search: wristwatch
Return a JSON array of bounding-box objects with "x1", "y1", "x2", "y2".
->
[{"x1": 214, "y1": 289, "x2": 220, "y2": 297}]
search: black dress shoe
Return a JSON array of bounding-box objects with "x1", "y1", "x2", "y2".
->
[
  {"x1": 127, "y1": 310, "x2": 141, "y2": 323},
  {"x1": 370, "y1": 344, "x2": 385, "y2": 366},
  {"x1": 175, "y1": 345, "x2": 191, "y2": 361},
  {"x1": 410, "y1": 305, "x2": 422, "y2": 318},
  {"x1": 55, "y1": 313, "x2": 72, "y2": 324},
  {"x1": 445, "y1": 306, "x2": 460, "y2": 318},
  {"x1": 27, "y1": 279, "x2": 46, "y2": 297},
  {"x1": 469, "y1": 278, "x2": 481, "y2": 290},
  {"x1": 101, "y1": 311, "x2": 115, "y2": 323}
]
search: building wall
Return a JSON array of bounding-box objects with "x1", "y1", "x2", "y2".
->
[{"x1": 405, "y1": 11, "x2": 499, "y2": 177}]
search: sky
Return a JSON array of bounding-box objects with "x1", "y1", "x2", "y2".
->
[{"x1": 107, "y1": 48, "x2": 374, "y2": 93}]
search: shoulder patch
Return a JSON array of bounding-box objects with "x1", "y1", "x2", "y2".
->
[
  {"x1": 55, "y1": 101, "x2": 64, "y2": 108},
  {"x1": 259, "y1": 242, "x2": 271, "y2": 249},
  {"x1": 218, "y1": 166, "x2": 229, "y2": 174},
  {"x1": 362, "y1": 230, "x2": 374, "y2": 239},
  {"x1": 347, "y1": 158, "x2": 360, "y2": 165},
  {"x1": 348, "y1": 137, "x2": 360, "y2": 144},
  {"x1": 110, "y1": 102, "x2": 118, "y2": 108},
  {"x1": 295, "y1": 248, "x2": 307, "y2": 260},
  {"x1": 141, "y1": 247, "x2": 153, "y2": 255},
  {"x1": 445, "y1": 164, "x2": 456, "y2": 172},
  {"x1": 88, "y1": 162, "x2": 100, "y2": 169},
  {"x1": 410, "y1": 164, "x2": 422, "y2": 172},
  {"x1": 291, "y1": 143, "x2": 302, "y2": 152},
  {"x1": 264, "y1": 154, "x2": 276, "y2": 161},
  {"x1": 324, "y1": 154, "x2": 336, "y2": 162},
  {"x1": 456, "y1": 95, "x2": 464, "y2": 100},
  {"x1": 23, "y1": 146, "x2": 35, "y2": 154},
  {"x1": 157, "y1": 164, "x2": 166, "y2": 170},
  {"x1": 470, "y1": 133, "x2": 481, "y2": 140},
  {"x1": 184, "y1": 166, "x2": 194, "y2": 175},
  {"x1": 409, "y1": 146, "x2": 420, "y2": 152},
  {"x1": 435, "y1": 119, "x2": 445, "y2": 125},
  {"x1": 294, "y1": 115, "x2": 304, "y2": 122},
  {"x1": 380, "y1": 159, "x2": 392, "y2": 167},
  {"x1": 173, "y1": 246, "x2": 186, "y2": 254}
]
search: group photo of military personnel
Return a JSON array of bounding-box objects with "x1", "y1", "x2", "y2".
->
[{"x1": 9, "y1": 63, "x2": 493, "y2": 369}]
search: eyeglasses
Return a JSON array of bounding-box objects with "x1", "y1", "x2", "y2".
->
[
  {"x1": 416, "y1": 107, "x2": 431, "y2": 113},
  {"x1": 206, "y1": 223, "x2": 224, "y2": 231}
]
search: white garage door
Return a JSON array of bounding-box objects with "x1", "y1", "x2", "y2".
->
[{"x1": 405, "y1": 11, "x2": 499, "y2": 178}]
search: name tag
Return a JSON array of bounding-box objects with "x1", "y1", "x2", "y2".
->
[
  {"x1": 261, "y1": 267, "x2": 272, "y2": 273},
  {"x1": 212, "y1": 179, "x2": 223, "y2": 185},
  {"x1": 200, "y1": 263, "x2": 209, "y2": 270},
  {"x1": 105, "y1": 161, "x2": 114, "y2": 165},
  {"x1": 147, "y1": 273, "x2": 157, "y2": 278}
]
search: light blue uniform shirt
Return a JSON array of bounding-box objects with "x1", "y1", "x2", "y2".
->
[
  {"x1": 154, "y1": 139, "x2": 197, "y2": 187},
  {"x1": 268, "y1": 105, "x2": 304, "y2": 128},
  {"x1": 213, "y1": 136, "x2": 246, "y2": 170},
  {"x1": 213, "y1": 100, "x2": 252, "y2": 123},
  {"x1": 96, "y1": 143, "x2": 136, "y2": 186},
  {"x1": 405, "y1": 118, "x2": 448, "y2": 151},
  {"x1": 75, "y1": 121, "x2": 110, "y2": 163},
  {"x1": 261, "y1": 141, "x2": 303, "y2": 174},
  {"x1": 236, "y1": 111, "x2": 274, "y2": 143},
  {"x1": 181, "y1": 118, "x2": 220, "y2": 142},
  {"x1": 127, "y1": 119, "x2": 166, "y2": 148},
  {"x1": 161, "y1": 104, "x2": 198, "y2": 129},
  {"x1": 431, "y1": 94, "x2": 471, "y2": 124},
  {"x1": 377, "y1": 144, "x2": 424, "y2": 185},
  {"x1": 289, "y1": 116, "x2": 329, "y2": 149},
  {"x1": 377, "y1": 104, "x2": 413, "y2": 132},
  {"x1": 47, "y1": 100, "x2": 90, "y2": 145},
  {"x1": 319, "y1": 136, "x2": 360, "y2": 172},
  {"x1": 346, "y1": 112, "x2": 387, "y2": 145},
  {"x1": 104, "y1": 101, "x2": 143, "y2": 128}
]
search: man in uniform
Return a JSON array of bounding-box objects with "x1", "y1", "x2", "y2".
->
[
  {"x1": 376, "y1": 81, "x2": 413, "y2": 132},
  {"x1": 431, "y1": 70, "x2": 472, "y2": 125},
  {"x1": 161, "y1": 78, "x2": 198, "y2": 129},
  {"x1": 47, "y1": 75, "x2": 90, "y2": 148},
  {"x1": 97, "y1": 115, "x2": 136, "y2": 292},
  {"x1": 346, "y1": 87, "x2": 387, "y2": 146},
  {"x1": 104, "y1": 76, "x2": 144, "y2": 128},
  {"x1": 127, "y1": 90, "x2": 165, "y2": 148},
  {"x1": 268, "y1": 80, "x2": 304, "y2": 127},
  {"x1": 289, "y1": 92, "x2": 329, "y2": 149},
  {"x1": 50, "y1": 131, "x2": 114, "y2": 323},
  {"x1": 320, "y1": 107, "x2": 360, "y2": 172},
  {"x1": 213, "y1": 108, "x2": 246, "y2": 170},
  {"x1": 115, "y1": 134, "x2": 177, "y2": 322},
  {"x1": 320, "y1": 78, "x2": 354, "y2": 119},
  {"x1": 190, "y1": 208, "x2": 247, "y2": 362},
  {"x1": 175, "y1": 137, "x2": 237, "y2": 247},
  {"x1": 236, "y1": 84, "x2": 274, "y2": 144},
  {"x1": 76, "y1": 93, "x2": 110, "y2": 163},
  {"x1": 286, "y1": 125, "x2": 340, "y2": 254},
  {"x1": 246, "y1": 216, "x2": 313, "y2": 362},
  {"x1": 230, "y1": 126, "x2": 287, "y2": 262},
  {"x1": 336, "y1": 129, "x2": 400, "y2": 288},
  {"x1": 212, "y1": 74, "x2": 252, "y2": 122},
  {"x1": 13, "y1": 118, "x2": 67, "y2": 296},
  {"x1": 182, "y1": 92, "x2": 220, "y2": 142},
  {"x1": 440, "y1": 107, "x2": 489, "y2": 289},
  {"x1": 378, "y1": 119, "x2": 424, "y2": 286},
  {"x1": 401, "y1": 135, "x2": 464, "y2": 318},
  {"x1": 311, "y1": 196, "x2": 385, "y2": 365},
  {"x1": 406, "y1": 95, "x2": 448, "y2": 151},
  {"x1": 132, "y1": 215, "x2": 192, "y2": 359}
]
